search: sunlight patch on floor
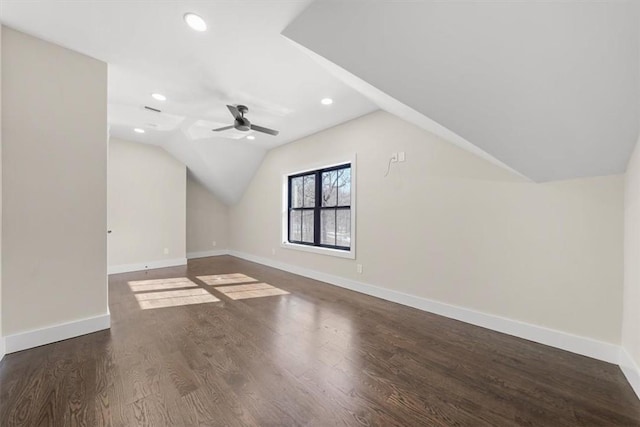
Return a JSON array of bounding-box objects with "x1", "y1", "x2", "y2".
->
[
  {"x1": 128, "y1": 275, "x2": 287, "y2": 307},
  {"x1": 215, "y1": 282, "x2": 289, "y2": 300},
  {"x1": 128, "y1": 278, "x2": 219, "y2": 309},
  {"x1": 134, "y1": 288, "x2": 212, "y2": 301},
  {"x1": 135, "y1": 288, "x2": 219, "y2": 310},
  {"x1": 128, "y1": 277, "x2": 198, "y2": 292},
  {"x1": 197, "y1": 273, "x2": 258, "y2": 286}
]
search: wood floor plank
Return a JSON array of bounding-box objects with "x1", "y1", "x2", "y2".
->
[{"x1": 1, "y1": 255, "x2": 639, "y2": 426}]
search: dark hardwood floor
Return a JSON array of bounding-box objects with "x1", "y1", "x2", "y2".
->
[{"x1": 1, "y1": 255, "x2": 639, "y2": 426}]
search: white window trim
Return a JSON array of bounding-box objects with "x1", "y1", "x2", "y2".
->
[{"x1": 281, "y1": 154, "x2": 356, "y2": 260}]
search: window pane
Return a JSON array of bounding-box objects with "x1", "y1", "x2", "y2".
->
[
  {"x1": 289, "y1": 210, "x2": 301, "y2": 242},
  {"x1": 321, "y1": 209, "x2": 336, "y2": 246},
  {"x1": 291, "y1": 177, "x2": 303, "y2": 208},
  {"x1": 302, "y1": 210, "x2": 314, "y2": 243},
  {"x1": 337, "y1": 167, "x2": 351, "y2": 206},
  {"x1": 322, "y1": 170, "x2": 337, "y2": 207},
  {"x1": 288, "y1": 165, "x2": 351, "y2": 252},
  {"x1": 336, "y1": 209, "x2": 351, "y2": 248},
  {"x1": 303, "y1": 175, "x2": 316, "y2": 208}
]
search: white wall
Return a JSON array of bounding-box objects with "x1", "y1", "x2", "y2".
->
[
  {"x1": 2, "y1": 27, "x2": 108, "y2": 339},
  {"x1": 108, "y1": 138, "x2": 186, "y2": 272},
  {"x1": 0, "y1": 25, "x2": 4, "y2": 360},
  {"x1": 230, "y1": 111, "x2": 623, "y2": 346},
  {"x1": 619, "y1": 10, "x2": 640, "y2": 397},
  {"x1": 623, "y1": 137, "x2": 640, "y2": 396},
  {"x1": 187, "y1": 174, "x2": 229, "y2": 257}
]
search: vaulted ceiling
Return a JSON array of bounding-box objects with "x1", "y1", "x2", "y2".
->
[
  {"x1": 284, "y1": 1, "x2": 640, "y2": 182},
  {"x1": 2, "y1": 1, "x2": 639, "y2": 204},
  {"x1": 1, "y1": 0, "x2": 377, "y2": 204}
]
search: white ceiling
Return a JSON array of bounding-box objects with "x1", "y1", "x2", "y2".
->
[
  {"x1": 2, "y1": 1, "x2": 639, "y2": 201},
  {"x1": 0, "y1": 0, "x2": 377, "y2": 204},
  {"x1": 284, "y1": 1, "x2": 640, "y2": 182}
]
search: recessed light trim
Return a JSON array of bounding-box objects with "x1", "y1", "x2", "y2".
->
[
  {"x1": 184, "y1": 13, "x2": 207, "y2": 32},
  {"x1": 321, "y1": 98, "x2": 333, "y2": 105},
  {"x1": 151, "y1": 93, "x2": 167, "y2": 101},
  {"x1": 134, "y1": 128, "x2": 145, "y2": 134},
  {"x1": 246, "y1": 135, "x2": 256, "y2": 140}
]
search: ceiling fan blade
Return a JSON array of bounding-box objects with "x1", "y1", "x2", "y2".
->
[
  {"x1": 227, "y1": 105, "x2": 241, "y2": 119},
  {"x1": 212, "y1": 125, "x2": 234, "y2": 132},
  {"x1": 250, "y1": 124, "x2": 279, "y2": 136}
]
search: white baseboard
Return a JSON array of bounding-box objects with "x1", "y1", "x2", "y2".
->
[
  {"x1": 0, "y1": 336, "x2": 5, "y2": 362},
  {"x1": 228, "y1": 250, "x2": 620, "y2": 364},
  {"x1": 187, "y1": 249, "x2": 229, "y2": 259},
  {"x1": 5, "y1": 312, "x2": 111, "y2": 354},
  {"x1": 108, "y1": 257, "x2": 187, "y2": 275},
  {"x1": 620, "y1": 348, "x2": 640, "y2": 399}
]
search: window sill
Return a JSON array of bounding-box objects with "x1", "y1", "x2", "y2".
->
[{"x1": 281, "y1": 242, "x2": 355, "y2": 259}]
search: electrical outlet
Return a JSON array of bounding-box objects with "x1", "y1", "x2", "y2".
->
[
  {"x1": 399, "y1": 151, "x2": 406, "y2": 162},
  {"x1": 212, "y1": 241, "x2": 217, "y2": 247},
  {"x1": 272, "y1": 248, "x2": 276, "y2": 255},
  {"x1": 391, "y1": 152, "x2": 398, "y2": 163},
  {"x1": 163, "y1": 248, "x2": 169, "y2": 255},
  {"x1": 357, "y1": 264, "x2": 363, "y2": 274}
]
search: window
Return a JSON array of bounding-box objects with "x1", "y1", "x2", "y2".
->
[{"x1": 287, "y1": 163, "x2": 352, "y2": 251}]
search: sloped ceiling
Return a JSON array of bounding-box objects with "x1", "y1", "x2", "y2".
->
[
  {"x1": 284, "y1": 1, "x2": 640, "y2": 182},
  {"x1": 3, "y1": 1, "x2": 639, "y2": 203},
  {"x1": 1, "y1": 0, "x2": 377, "y2": 204}
]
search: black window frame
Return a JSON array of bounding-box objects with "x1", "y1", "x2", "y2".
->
[{"x1": 287, "y1": 163, "x2": 351, "y2": 251}]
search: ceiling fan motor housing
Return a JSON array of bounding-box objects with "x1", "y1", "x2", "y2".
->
[
  {"x1": 235, "y1": 117, "x2": 251, "y2": 131},
  {"x1": 234, "y1": 105, "x2": 250, "y2": 131}
]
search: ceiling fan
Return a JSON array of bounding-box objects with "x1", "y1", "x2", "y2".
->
[{"x1": 213, "y1": 105, "x2": 279, "y2": 136}]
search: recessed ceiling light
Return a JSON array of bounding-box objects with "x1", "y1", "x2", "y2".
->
[
  {"x1": 134, "y1": 128, "x2": 145, "y2": 134},
  {"x1": 321, "y1": 98, "x2": 333, "y2": 105},
  {"x1": 246, "y1": 135, "x2": 255, "y2": 140},
  {"x1": 184, "y1": 13, "x2": 207, "y2": 32},
  {"x1": 151, "y1": 93, "x2": 167, "y2": 101}
]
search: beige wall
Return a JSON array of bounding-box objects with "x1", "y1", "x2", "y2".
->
[
  {"x1": 187, "y1": 174, "x2": 229, "y2": 254},
  {"x1": 230, "y1": 111, "x2": 623, "y2": 344},
  {"x1": 0, "y1": 25, "x2": 3, "y2": 357},
  {"x1": 108, "y1": 138, "x2": 186, "y2": 267},
  {"x1": 2, "y1": 27, "x2": 108, "y2": 335},
  {"x1": 624, "y1": 137, "x2": 640, "y2": 367}
]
